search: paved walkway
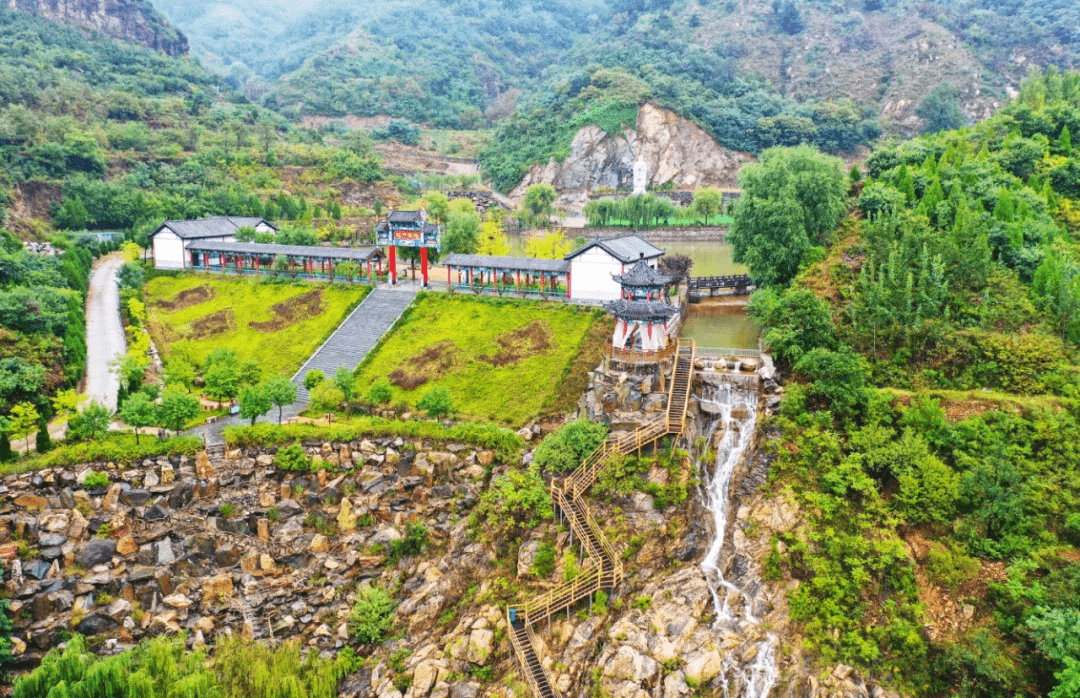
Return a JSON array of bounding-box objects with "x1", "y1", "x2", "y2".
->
[{"x1": 84, "y1": 253, "x2": 126, "y2": 412}]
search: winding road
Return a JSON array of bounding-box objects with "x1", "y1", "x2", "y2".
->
[{"x1": 83, "y1": 253, "x2": 126, "y2": 412}]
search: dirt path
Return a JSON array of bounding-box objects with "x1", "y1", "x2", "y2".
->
[{"x1": 83, "y1": 253, "x2": 126, "y2": 413}]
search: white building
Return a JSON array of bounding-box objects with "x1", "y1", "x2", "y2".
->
[
  {"x1": 565, "y1": 234, "x2": 665, "y2": 301},
  {"x1": 148, "y1": 216, "x2": 276, "y2": 270}
]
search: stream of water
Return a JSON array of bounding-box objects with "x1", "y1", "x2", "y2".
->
[{"x1": 697, "y1": 375, "x2": 778, "y2": 698}]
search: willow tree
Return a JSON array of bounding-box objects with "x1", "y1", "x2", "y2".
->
[{"x1": 728, "y1": 145, "x2": 846, "y2": 287}]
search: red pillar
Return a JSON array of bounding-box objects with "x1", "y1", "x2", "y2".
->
[
  {"x1": 447, "y1": 265, "x2": 451, "y2": 290},
  {"x1": 389, "y1": 245, "x2": 397, "y2": 284},
  {"x1": 516, "y1": 270, "x2": 521, "y2": 294},
  {"x1": 566, "y1": 270, "x2": 571, "y2": 299},
  {"x1": 420, "y1": 246, "x2": 428, "y2": 287}
]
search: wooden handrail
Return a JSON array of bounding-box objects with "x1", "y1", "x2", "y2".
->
[{"x1": 509, "y1": 339, "x2": 695, "y2": 698}]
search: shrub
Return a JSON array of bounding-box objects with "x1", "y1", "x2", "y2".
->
[
  {"x1": 83, "y1": 471, "x2": 110, "y2": 489},
  {"x1": 533, "y1": 420, "x2": 608, "y2": 473},
  {"x1": 530, "y1": 541, "x2": 556, "y2": 578},
  {"x1": 475, "y1": 465, "x2": 552, "y2": 540},
  {"x1": 348, "y1": 585, "x2": 396, "y2": 644},
  {"x1": 925, "y1": 542, "x2": 979, "y2": 592},
  {"x1": 418, "y1": 386, "x2": 454, "y2": 419},
  {"x1": 388, "y1": 522, "x2": 427, "y2": 562},
  {"x1": 303, "y1": 370, "x2": 326, "y2": 391},
  {"x1": 275, "y1": 442, "x2": 311, "y2": 472},
  {"x1": 366, "y1": 378, "x2": 393, "y2": 405}
]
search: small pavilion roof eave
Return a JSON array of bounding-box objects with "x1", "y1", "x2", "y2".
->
[
  {"x1": 602, "y1": 299, "x2": 679, "y2": 321},
  {"x1": 612, "y1": 259, "x2": 671, "y2": 287}
]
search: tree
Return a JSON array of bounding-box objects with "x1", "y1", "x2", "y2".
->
[
  {"x1": 692, "y1": 187, "x2": 723, "y2": 224},
  {"x1": 332, "y1": 367, "x2": 356, "y2": 405},
  {"x1": 774, "y1": 0, "x2": 804, "y2": 33},
  {"x1": 521, "y1": 184, "x2": 556, "y2": 227},
  {"x1": 748, "y1": 287, "x2": 838, "y2": 369},
  {"x1": 444, "y1": 209, "x2": 480, "y2": 254},
  {"x1": 525, "y1": 230, "x2": 571, "y2": 259},
  {"x1": 263, "y1": 375, "x2": 297, "y2": 425},
  {"x1": 418, "y1": 386, "x2": 454, "y2": 419},
  {"x1": 310, "y1": 381, "x2": 344, "y2": 424},
  {"x1": 659, "y1": 254, "x2": 694, "y2": 287},
  {"x1": 51, "y1": 389, "x2": 85, "y2": 419},
  {"x1": 204, "y1": 362, "x2": 239, "y2": 406},
  {"x1": 35, "y1": 417, "x2": 51, "y2": 454},
  {"x1": 158, "y1": 388, "x2": 201, "y2": 435},
  {"x1": 477, "y1": 220, "x2": 510, "y2": 256},
  {"x1": 235, "y1": 226, "x2": 258, "y2": 243},
  {"x1": 917, "y1": 84, "x2": 966, "y2": 135},
  {"x1": 533, "y1": 420, "x2": 609, "y2": 473},
  {"x1": 0, "y1": 432, "x2": 12, "y2": 463},
  {"x1": 67, "y1": 401, "x2": 109, "y2": 442},
  {"x1": 729, "y1": 145, "x2": 847, "y2": 286},
  {"x1": 119, "y1": 392, "x2": 157, "y2": 445},
  {"x1": 238, "y1": 384, "x2": 271, "y2": 426},
  {"x1": 303, "y1": 369, "x2": 326, "y2": 391},
  {"x1": 476, "y1": 464, "x2": 553, "y2": 540},
  {"x1": 366, "y1": 378, "x2": 393, "y2": 406}
]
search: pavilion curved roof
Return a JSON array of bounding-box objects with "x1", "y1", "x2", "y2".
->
[
  {"x1": 602, "y1": 299, "x2": 679, "y2": 321},
  {"x1": 612, "y1": 259, "x2": 671, "y2": 287}
]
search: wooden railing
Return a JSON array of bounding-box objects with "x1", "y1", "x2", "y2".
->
[
  {"x1": 604, "y1": 342, "x2": 679, "y2": 363},
  {"x1": 508, "y1": 340, "x2": 696, "y2": 698}
]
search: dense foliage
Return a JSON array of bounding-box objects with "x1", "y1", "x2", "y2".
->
[{"x1": 748, "y1": 69, "x2": 1080, "y2": 697}]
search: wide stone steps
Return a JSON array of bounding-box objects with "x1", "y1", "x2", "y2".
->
[{"x1": 292, "y1": 289, "x2": 416, "y2": 403}]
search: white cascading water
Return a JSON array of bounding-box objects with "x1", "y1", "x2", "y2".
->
[{"x1": 697, "y1": 374, "x2": 779, "y2": 698}]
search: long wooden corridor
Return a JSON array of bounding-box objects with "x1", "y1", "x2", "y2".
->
[{"x1": 508, "y1": 341, "x2": 696, "y2": 696}]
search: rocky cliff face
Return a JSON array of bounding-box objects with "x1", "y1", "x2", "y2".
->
[
  {"x1": 510, "y1": 104, "x2": 753, "y2": 212},
  {"x1": 7, "y1": 0, "x2": 188, "y2": 56}
]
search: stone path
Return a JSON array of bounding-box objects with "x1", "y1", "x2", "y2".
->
[{"x1": 292, "y1": 288, "x2": 416, "y2": 402}]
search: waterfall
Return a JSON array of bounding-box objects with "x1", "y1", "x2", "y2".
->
[{"x1": 697, "y1": 374, "x2": 778, "y2": 698}]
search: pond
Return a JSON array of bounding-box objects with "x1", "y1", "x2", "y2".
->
[{"x1": 679, "y1": 302, "x2": 761, "y2": 351}]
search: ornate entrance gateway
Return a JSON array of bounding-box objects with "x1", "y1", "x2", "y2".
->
[{"x1": 375, "y1": 209, "x2": 442, "y2": 286}]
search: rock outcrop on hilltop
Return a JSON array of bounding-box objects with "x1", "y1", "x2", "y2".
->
[
  {"x1": 6, "y1": 0, "x2": 188, "y2": 56},
  {"x1": 510, "y1": 104, "x2": 753, "y2": 211}
]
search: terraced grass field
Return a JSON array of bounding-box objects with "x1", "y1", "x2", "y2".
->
[
  {"x1": 353, "y1": 294, "x2": 607, "y2": 425},
  {"x1": 145, "y1": 275, "x2": 369, "y2": 377}
]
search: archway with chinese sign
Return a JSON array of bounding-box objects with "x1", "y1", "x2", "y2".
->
[{"x1": 375, "y1": 209, "x2": 442, "y2": 286}]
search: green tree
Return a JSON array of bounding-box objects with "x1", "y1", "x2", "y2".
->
[
  {"x1": 917, "y1": 84, "x2": 966, "y2": 134},
  {"x1": 310, "y1": 381, "x2": 344, "y2": 424},
  {"x1": 792, "y1": 348, "x2": 870, "y2": 424},
  {"x1": 263, "y1": 375, "x2": 298, "y2": 425},
  {"x1": 0, "y1": 432, "x2": 12, "y2": 463},
  {"x1": 366, "y1": 378, "x2": 393, "y2": 406},
  {"x1": 332, "y1": 367, "x2": 356, "y2": 404},
  {"x1": 35, "y1": 417, "x2": 51, "y2": 454},
  {"x1": 476, "y1": 464, "x2": 553, "y2": 540},
  {"x1": 692, "y1": 187, "x2": 723, "y2": 224},
  {"x1": 476, "y1": 220, "x2": 510, "y2": 256},
  {"x1": 521, "y1": 184, "x2": 556, "y2": 227},
  {"x1": 119, "y1": 391, "x2": 157, "y2": 445},
  {"x1": 303, "y1": 369, "x2": 326, "y2": 391},
  {"x1": 348, "y1": 585, "x2": 396, "y2": 644},
  {"x1": 444, "y1": 209, "x2": 480, "y2": 254},
  {"x1": 748, "y1": 287, "x2": 838, "y2": 369},
  {"x1": 524, "y1": 230, "x2": 571, "y2": 259},
  {"x1": 422, "y1": 191, "x2": 450, "y2": 224},
  {"x1": 66, "y1": 401, "x2": 109, "y2": 442},
  {"x1": 1060, "y1": 125, "x2": 1073, "y2": 156},
  {"x1": 729, "y1": 145, "x2": 846, "y2": 286},
  {"x1": 204, "y1": 362, "x2": 239, "y2": 406},
  {"x1": 158, "y1": 388, "x2": 201, "y2": 435},
  {"x1": 533, "y1": 420, "x2": 609, "y2": 473},
  {"x1": 238, "y1": 384, "x2": 271, "y2": 426},
  {"x1": 418, "y1": 386, "x2": 454, "y2": 419}
]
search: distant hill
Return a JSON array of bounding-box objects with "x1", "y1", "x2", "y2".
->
[{"x1": 6, "y1": 0, "x2": 188, "y2": 55}]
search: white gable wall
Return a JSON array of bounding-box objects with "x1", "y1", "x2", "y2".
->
[
  {"x1": 152, "y1": 230, "x2": 187, "y2": 270},
  {"x1": 254, "y1": 222, "x2": 274, "y2": 235},
  {"x1": 569, "y1": 248, "x2": 661, "y2": 301}
]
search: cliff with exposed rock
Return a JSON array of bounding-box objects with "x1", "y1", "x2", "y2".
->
[
  {"x1": 510, "y1": 104, "x2": 753, "y2": 212},
  {"x1": 7, "y1": 0, "x2": 188, "y2": 56}
]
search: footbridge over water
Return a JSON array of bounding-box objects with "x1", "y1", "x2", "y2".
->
[{"x1": 687, "y1": 274, "x2": 754, "y2": 302}]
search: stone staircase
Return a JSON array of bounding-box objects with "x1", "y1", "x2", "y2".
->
[
  {"x1": 509, "y1": 341, "x2": 696, "y2": 697},
  {"x1": 292, "y1": 289, "x2": 416, "y2": 403}
]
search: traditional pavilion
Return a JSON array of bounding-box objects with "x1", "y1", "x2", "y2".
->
[{"x1": 603, "y1": 259, "x2": 679, "y2": 353}]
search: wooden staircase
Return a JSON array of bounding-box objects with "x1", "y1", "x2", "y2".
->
[{"x1": 508, "y1": 341, "x2": 696, "y2": 695}]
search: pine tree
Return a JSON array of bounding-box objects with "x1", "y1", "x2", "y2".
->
[
  {"x1": 35, "y1": 418, "x2": 51, "y2": 454},
  {"x1": 1061, "y1": 125, "x2": 1073, "y2": 156},
  {"x1": 0, "y1": 434, "x2": 11, "y2": 463}
]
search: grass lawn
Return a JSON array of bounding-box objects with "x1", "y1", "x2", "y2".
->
[
  {"x1": 144, "y1": 275, "x2": 369, "y2": 377},
  {"x1": 353, "y1": 294, "x2": 605, "y2": 426}
]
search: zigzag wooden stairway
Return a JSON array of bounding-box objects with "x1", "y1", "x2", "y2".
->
[{"x1": 508, "y1": 341, "x2": 696, "y2": 697}]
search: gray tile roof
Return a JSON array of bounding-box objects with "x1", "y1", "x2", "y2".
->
[
  {"x1": 388, "y1": 211, "x2": 424, "y2": 223},
  {"x1": 442, "y1": 253, "x2": 570, "y2": 273},
  {"x1": 612, "y1": 259, "x2": 671, "y2": 287},
  {"x1": 601, "y1": 299, "x2": 679, "y2": 321},
  {"x1": 184, "y1": 240, "x2": 382, "y2": 262},
  {"x1": 151, "y1": 216, "x2": 276, "y2": 240},
  {"x1": 565, "y1": 234, "x2": 665, "y2": 263}
]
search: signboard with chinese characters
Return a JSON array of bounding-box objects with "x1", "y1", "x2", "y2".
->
[{"x1": 377, "y1": 224, "x2": 441, "y2": 249}]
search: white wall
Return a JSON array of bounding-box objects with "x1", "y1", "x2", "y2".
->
[
  {"x1": 570, "y1": 247, "x2": 623, "y2": 301},
  {"x1": 255, "y1": 223, "x2": 274, "y2": 235},
  {"x1": 152, "y1": 230, "x2": 186, "y2": 270}
]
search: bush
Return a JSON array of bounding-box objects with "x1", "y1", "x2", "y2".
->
[
  {"x1": 348, "y1": 585, "x2": 396, "y2": 644},
  {"x1": 533, "y1": 420, "x2": 608, "y2": 473},
  {"x1": 925, "y1": 542, "x2": 979, "y2": 592},
  {"x1": 366, "y1": 378, "x2": 393, "y2": 405},
  {"x1": 530, "y1": 541, "x2": 556, "y2": 578},
  {"x1": 388, "y1": 522, "x2": 427, "y2": 562},
  {"x1": 418, "y1": 386, "x2": 454, "y2": 419},
  {"x1": 475, "y1": 465, "x2": 552, "y2": 540},
  {"x1": 275, "y1": 442, "x2": 310, "y2": 472},
  {"x1": 303, "y1": 370, "x2": 326, "y2": 391},
  {"x1": 83, "y1": 470, "x2": 110, "y2": 489}
]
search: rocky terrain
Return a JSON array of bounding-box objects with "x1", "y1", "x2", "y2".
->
[
  {"x1": 1, "y1": 353, "x2": 901, "y2": 698},
  {"x1": 7, "y1": 0, "x2": 188, "y2": 55},
  {"x1": 510, "y1": 104, "x2": 753, "y2": 212}
]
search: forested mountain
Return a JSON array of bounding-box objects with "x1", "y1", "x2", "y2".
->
[{"x1": 6, "y1": 0, "x2": 188, "y2": 55}]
